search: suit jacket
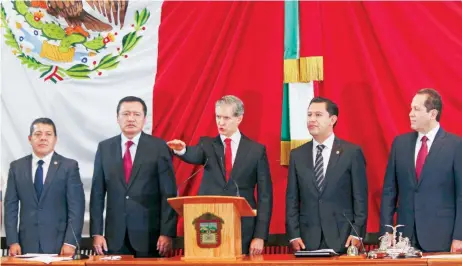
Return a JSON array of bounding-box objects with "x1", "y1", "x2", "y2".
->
[
  {"x1": 380, "y1": 128, "x2": 462, "y2": 252},
  {"x1": 285, "y1": 138, "x2": 368, "y2": 253},
  {"x1": 4, "y1": 152, "x2": 85, "y2": 254},
  {"x1": 90, "y1": 132, "x2": 177, "y2": 255},
  {"x1": 178, "y1": 134, "x2": 273, "y2": 254}
]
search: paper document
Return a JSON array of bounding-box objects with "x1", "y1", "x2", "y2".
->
[
  {"x1": 298, "y1": 249, "x2": 338, "y2": 254},
  {"x1": 15, "y1": 254, "x2": 58, "y2": 258},
  {"x1": 23, "y1": 256, "x2": 72, "y2": 264},
  {"x1": 100, "y1": 256, "x2": 122, "y2": 260}
]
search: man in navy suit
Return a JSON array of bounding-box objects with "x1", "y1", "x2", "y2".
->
[
  {"x1": 4, "y1": 118, "x2": 85, "y2": 256},
  {"x1": 380, "y1": 88, "x2": 462, "y2": 252}
]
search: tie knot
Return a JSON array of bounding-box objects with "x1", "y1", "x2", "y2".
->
[
  {"x1": 37, "y1": 160, "x2": 44, "y2": 166},
  {"x1": 421, "y1": 136, "x2": 428, "y2": 142},
  {"x1": 224, "y1": 138, "x2": 232, "y2": 145},
  {"x1": 317, "y1": 144, "x2": 325, "y2": 152},
  {"x1": 126, "y1": 140, "x2": 134, "y2": 148}
]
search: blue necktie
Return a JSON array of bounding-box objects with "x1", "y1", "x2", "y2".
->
[{"x1": 34, "y1": 160, "x2": 44, "y2": 199}]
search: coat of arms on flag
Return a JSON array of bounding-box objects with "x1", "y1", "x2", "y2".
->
[{"x1": 1, "y1": 0, "x2": 150, "y2": 83}]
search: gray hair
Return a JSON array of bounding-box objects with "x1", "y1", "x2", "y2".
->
[{"x1": 215, "y1": 95, "x2": 244, "y2": 117}]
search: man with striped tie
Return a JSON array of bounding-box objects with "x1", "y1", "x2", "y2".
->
[{"x1": 286, "y1": 97, "x2": 368, "y2": 254}]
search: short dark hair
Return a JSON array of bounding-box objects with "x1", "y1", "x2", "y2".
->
[
  {"x1": 117, "y1": 96, "x2": 147, "y2": 116},
  {"x1": 29, "y1": 118, "x2": 57, "y2": 136},
  {"x1": 309, "y1": 97, "x2": 339, "y2": 127},
  {"x1": 416, "y1": 88, "x2": 443, "y2": 122}
]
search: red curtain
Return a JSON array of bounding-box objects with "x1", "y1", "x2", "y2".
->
[{"x1": 153, "y1": 1, "x2": 462, "y2": 235}]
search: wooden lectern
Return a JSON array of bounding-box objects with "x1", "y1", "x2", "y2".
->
[{"x1": 168, "y1": 196, "x2": 256, "y2": 261}]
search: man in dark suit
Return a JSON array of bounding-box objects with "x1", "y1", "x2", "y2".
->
[
  {"x1": 286, "y1": 97, "x2": 368, "y2": 254},
  {"x1": 167, "y1": 95, "x2": 273, "y2": 255},
  {"x1": 4, "y1": 118, "x2": 85, "y2": 256},
  {"x1": 380, "y1": 88, "x2": 462, "y2": 252},
  {"x1": 90, "y1": 96, "x2": 177, "y2": 258}
]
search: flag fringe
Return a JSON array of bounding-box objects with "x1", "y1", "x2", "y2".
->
[
  {"x1": 300, "y1": 56, "x2": 323, "y2": 82},
  {"x1": 280, "y1": 139, "x2": 311, "y2": 166},
  {"x1": 284, "y1": 59, "x2": 300, "y2": 83},
  {"x1": 284, "y1": 56, "x2": 323, "y2": 83}
]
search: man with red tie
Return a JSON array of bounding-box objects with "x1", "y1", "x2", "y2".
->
[
  {"x1": 380, "y1": 88, "x2": 462, "y2": 252},
  {"x1": 167, "y1": 95, "x2": 273, "y2": 255},
  {"x1": 90, "y1": 96, "x2": 177, "y2": 257}
]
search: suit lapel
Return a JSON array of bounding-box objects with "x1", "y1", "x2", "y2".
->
[
  {"x1": 418, "y1": 128, "x2": 446, "y2": 187},
  {"x1": 212, "y1": 136, "x2": 226, "y2": 181},
  {"x1": 320, "y1": 138, "x2": 342, "y2": 196},
  {"x1": 112, "y1": 135, "x2": 127, "y2": 188},
  {"x1": 230, "y1": 135, "x2": 251, "y2": 183},
  {"x1": 127, "y1": 133, "x2": 145, "y2": 190},
  {"x1": 40, "y1": 152, "x2": 61, "y2": 202},
  {"x1": 408, "y1": 132, "x2": 418, "y2": 187},
  {"x1": 24, "y1": 155, "x2": 38, "y2": 204}
]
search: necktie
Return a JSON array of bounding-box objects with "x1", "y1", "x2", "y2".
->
[
  {"x1": 415, "y1": 136, "x2": 428, "y2": 180},
  {"x1": 224, "y1": 138, "x2": 232, "y2": 182},
  {"x1": 123, "y1": 140, "x2": 134, "y2": 184},
  {"x1": 314, "y1": 144, "x2": 326, "y2": 191},
  {"x1": 34, "y1": 160, "x2": 44, "y2": 199}
]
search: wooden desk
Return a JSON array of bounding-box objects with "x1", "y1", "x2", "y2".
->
[
  {"x1": 86, "y1": 254, "x2": 428, "y2": 266},
  {"x1": 3, "y1": 254, "x2": 462, "y2": 266},
  {"x1": 426, "y1": 253, "x2": 462, "y2": 266},
  {"x1": 1, "y1": 257, "x2": 85, "y2": 266}
]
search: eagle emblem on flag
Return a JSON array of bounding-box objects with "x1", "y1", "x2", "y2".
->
[{"x1": 1, "y1": 0, "x2": 150, "y2": 83}]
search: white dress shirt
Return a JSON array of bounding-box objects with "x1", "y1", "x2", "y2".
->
[
  {"x1": 312, "y1": 133, "x2": 336, "y2": 177},
  {"x1": 32, "y1": 151, "x2": 54, "y2": 183},
  {"x1": 414, "y1": 123, "x2": 440, "y2": 166},
  {"x1": 174, "y1": 130, "x2": 242, "y2": 164},
  {"x1": 220, "y1": 130, "x2": 241, "y2": 166},
  {"x1": 121, "y1": 132, "x2": 142, "y2": 162}
]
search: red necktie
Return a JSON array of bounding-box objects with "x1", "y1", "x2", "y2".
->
[
  {"x1": 224, "y1": 138, "x2": 232, "y2": 182},
  {"x1": 123, "y1": 140, "x2": 134, "y2": 184},
  {"x1": 415, "y1": 136, "x2": 428, "y2": 180}
]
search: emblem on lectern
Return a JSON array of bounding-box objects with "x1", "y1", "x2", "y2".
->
[{"x1": 193, "y1": 212, "x2": 224, "y2": 248}]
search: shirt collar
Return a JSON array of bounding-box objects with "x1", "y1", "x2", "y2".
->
[
  {"x1": 313, "y1": 133, "x2": 335, "y2": 150},
  {"x1": 418, "y1": 123, "x2": 440, "y2": 143},
  {"x1": 32, "y1": 151, "x2": 54, "y2": 166},
  {"x1": 220, "y1": 130, "x2": 241, "y2": 144},
  {"x1": 121, "y1": 132, "x2": 142, "y2": 146}
]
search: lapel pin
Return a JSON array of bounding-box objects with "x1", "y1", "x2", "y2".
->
[
  {"x1": 54, "y1": 161, "x2": 58, "y2": 165},
  {"x1": 336, "y1": 150, "x2": 340, "y2": 155}
]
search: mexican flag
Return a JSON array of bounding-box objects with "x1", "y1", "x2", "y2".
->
[
  {"x1": 280, "y1": 0, "x2": 323, "y2": 165},
  {"x1": 0, "y1": 0, "x2": 163, "y2": 235}
]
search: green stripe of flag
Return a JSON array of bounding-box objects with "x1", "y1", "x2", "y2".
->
[{"x1": 284, "y1": 0, "x2": 299, "y2": 60}]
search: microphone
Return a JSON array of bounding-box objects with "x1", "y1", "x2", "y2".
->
[
  {"x1": 176, "y1": 157, "x2": 208, "y2": 196},
  {"x1": 231, "y1": 178, "x2": 241, "y2": 197},
  {"x1": 342, "y1": 212, "x2": 367, "y2": 256},
  {"x1": 220, "y1": 157, "x2": 240, "y2": 197},
  {"x1": 69, "y1": 219, "x2": 89, "y2": 260}
]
